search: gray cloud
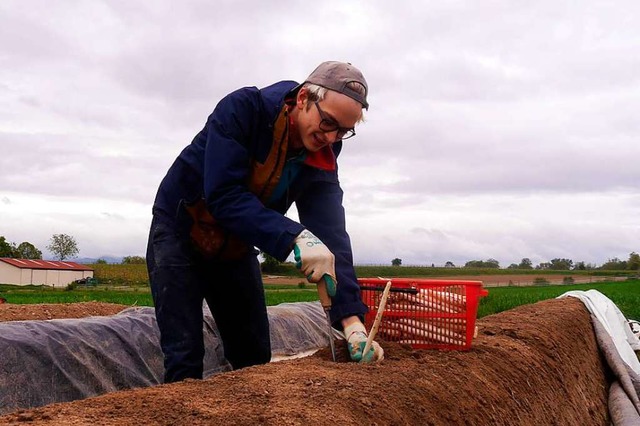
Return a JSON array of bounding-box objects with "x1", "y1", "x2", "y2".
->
[
  {"x1": 0, "y1": 6, "x2": 74, "y2": 66},
  {"x1": 0, "y1": 133, "x2": 164, "y2": 203},
  {"x1": 2, "y1": 0, "x2": 640, "y2": 264}
]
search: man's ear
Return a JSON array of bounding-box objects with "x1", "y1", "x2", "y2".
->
[{"x1": 297, "y1": 87, "x2": 308, "y2": 108}]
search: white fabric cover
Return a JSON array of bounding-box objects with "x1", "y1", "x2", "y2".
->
[{"x1": 559, "y1": 290, "x2": 640, "y2": 374}]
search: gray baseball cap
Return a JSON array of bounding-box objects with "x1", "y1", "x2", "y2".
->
[{"x1": 303, "y1": 61, "x2": 369, "y2": 109}]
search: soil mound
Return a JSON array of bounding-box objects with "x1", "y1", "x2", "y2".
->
[
  {"x1": 0, "y1": 297, "x2": 609, "y2": 425},
  {"x1": 0, "y1": 302, "x2": 129, "y2": 322}
]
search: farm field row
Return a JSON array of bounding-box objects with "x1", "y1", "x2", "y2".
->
[
  {"x1": 89, "y1": 263, "x2": 635, "y2": 286},
  {"x1": 1, "y1": 279, "x2": 638, "y2": 320}
]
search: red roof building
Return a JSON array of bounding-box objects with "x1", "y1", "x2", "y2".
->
[{"x1": 0, "y1": 258, "x2": 94, "y2": 287}]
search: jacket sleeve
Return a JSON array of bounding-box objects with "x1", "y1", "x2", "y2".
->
[
  {"x1": 203, "y1": 88, "x2": 303, "y2": 261},
  {"x1": 295, "y1": 168, "x2": 368, "y2": 327}
]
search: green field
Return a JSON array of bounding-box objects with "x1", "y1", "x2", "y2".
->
[
  {"x1": 89, "y1": 263, "x2": 636, "y2": 284},
  {"x1": 1, "y1": 276, "x2": 639, "y2": 320},
  {"x1": 477, "y1": 279, "x2": 640, "y2": 319},
  {"x1": 0, "y1": 283, "x2": 320, "y2": 307}
]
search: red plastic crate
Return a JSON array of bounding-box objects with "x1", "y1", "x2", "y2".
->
[{"x1": 358, "y1": 278, "x2": 489, "y2": 350}]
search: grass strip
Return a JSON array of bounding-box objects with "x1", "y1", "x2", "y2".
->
[
  {"x1": 1, "y1": 280, "x2": 639, "y2": 320},
  {"x1": 478, "y1": 279, "x2": 640, "y2": 319}
]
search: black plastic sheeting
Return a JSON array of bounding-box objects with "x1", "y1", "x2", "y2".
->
[{"x1": 0, "y1": 302, "x2": 336, "y2": 415}]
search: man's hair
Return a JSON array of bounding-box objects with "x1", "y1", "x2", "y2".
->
[
  {"x1": 302, "y1": 83, "x2": 366, "y2": 123},
  {"x1": 303, "y1": 83, "x2": 328, "y2": 105}
]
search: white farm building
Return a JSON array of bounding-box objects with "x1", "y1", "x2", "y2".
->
[{"x1": 0, "y1": 258, "x2": 94, "y2": 288}]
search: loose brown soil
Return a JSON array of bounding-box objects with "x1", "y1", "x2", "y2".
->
[
  {"x1": 0, "y1": 302, "x2": 129, "y2": 322},
  {"x1": 0, "y1": 298, "x2": 610, "y2": 425}
]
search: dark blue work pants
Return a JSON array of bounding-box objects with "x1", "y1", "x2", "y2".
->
[{"x1": 146, "y1": 217, "x2": 271, "y2": 383}]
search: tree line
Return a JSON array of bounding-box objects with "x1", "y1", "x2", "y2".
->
[
  {"x1": 0, "y1": 236, "x2": 43, "y2": 259},
  {"x1": 0, "y1": 234, "x2": 148, "y2": 265},
  {"x1": 3, "y1": 233, "x2": 640, "y2": 270},
  {"x1": 390, "y1": 252, "x2": 640, "y2": 270},
  {"x1": 0, "y1": 234, "x2": 78, "y2": 261}
]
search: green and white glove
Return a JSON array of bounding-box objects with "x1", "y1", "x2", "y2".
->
[
  {"x1": 344, "y1": 322, "x2": 384, "y2": 363},
  {"x1": 293, "y1": 230, "x2": 336, "y2": 296}
]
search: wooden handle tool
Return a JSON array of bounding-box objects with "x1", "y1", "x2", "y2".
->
[{"x1": 362, "y1": 280, "x2": 392, "y2": 357}]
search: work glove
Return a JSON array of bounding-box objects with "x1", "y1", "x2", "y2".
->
[
  {"x1": 344, "y1": 322, "x2": 384, "y2": 363},
  {"x1": 293, "y1": 230, "x2": 336, "y2": 296}
]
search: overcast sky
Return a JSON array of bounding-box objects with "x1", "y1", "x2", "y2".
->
[{"x1": 2, "y1": 1, "x2": 639, "y2": 267}]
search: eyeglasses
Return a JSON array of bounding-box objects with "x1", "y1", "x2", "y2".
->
[{"x1": 314, "y1": 102, "x2": 356, "y2": 140}]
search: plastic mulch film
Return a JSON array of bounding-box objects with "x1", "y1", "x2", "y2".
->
[{"x1": 0, "y1": 301, "x2": 333, "y2": 415}]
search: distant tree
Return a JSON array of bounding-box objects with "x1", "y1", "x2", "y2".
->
[
  {"x1": 485, "y1": 258, "x2": 500, "y2": 268},
  {"x1": 464, "y1": 259, "x2": 500, "y2": 268},
  {"x1": 574, "y1": 261, "x2": 586, "y2": 270},
  {"x1": 122, "y1": 256, "x2": 146, "y2": 264},
  {"x1": 507, "y1": 263, "x2": 518, "y2": 269},
  {"x1": 0, "y1": 237, "x2": 15, "y2": 257},
  {"x1": 261, "y1": 252, "x2": 281, "y2": 273},
  {"x1": 47, "y1": 234, "x2": 79, "y2": 261},
  {"x1": 536, "y1": 262, "x2": 552, "y2": 270},
  {"x1": 95, "y1": 259, "x2": 108, "y2": 264},
  {"x1": 600, "y1": 257, "x2": 627, "y2": 270},
  {"x1": 444, "y1": 261, "x2": 455, "y2": 268},
  {"x1": 549, "y1": 258, "x2": 573, "y2": 270},
  {"x1": 518, "y1": 258, "x2": 533, "y2": 269},
  {"x1": 13, "y1": 242, "x2": 42, "y2": 259},
  {"x1": 391, "y1": 258, "x2": 402, "y2": 266},
  {"x1": 627, "y1": 252, "x2": 640, "y2": 271}
]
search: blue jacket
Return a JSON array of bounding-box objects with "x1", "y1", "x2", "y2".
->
[{"x1": 152, "y1": 80, "x2": 367, "y2": 324}]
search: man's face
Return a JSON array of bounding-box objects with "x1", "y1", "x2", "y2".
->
[{"x1": 293, "y1": 88, "x2": 363, "y2": 152}]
